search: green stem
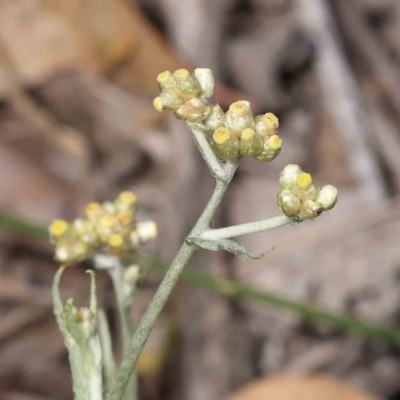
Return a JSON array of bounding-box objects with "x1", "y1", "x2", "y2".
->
[
  {"x1": 107, "y1": 162, "x2": 238, "y2": 400},
  {"x1": 97, "y1": 309, "x2": 116, "y2": 391},
  {"x1": 4, "y1": 212, "x2": 400, "y2": 345},
  {"x1": 109, "y1": 260, "x2": 139, "y2": 400},
  {"x1": 190, "y1": 127, "x2": 225, "y2": 179},
  {"x1": 200, "y1": 215, "x2": 295, "y2": 240}
]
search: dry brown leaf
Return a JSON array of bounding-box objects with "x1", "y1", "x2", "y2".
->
[
  {"x1": 228, "y1": 375, "x2": 381, "y2": 400},
  {"x1": 42, "y1": 0, "x2": 181, "y2": 94},
  {"x1": 0, "y1": 0, "x2": 96, "y2": 86}
]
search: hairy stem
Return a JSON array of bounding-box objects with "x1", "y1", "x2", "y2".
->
[
  {"x1": 109, "y1": 261, "x2": 138, "y2": 400},
  {"x1": 107, "y1": 161, "x2": 238, "y2": 400},
  {"x1": 190, "y1": 127, "x2": 225, "y2": 179},
  {"x1": 98, "y1": 309, "x2": 116, "y2": 392},
  {"x1": 200, "y1": 215, "x2": 296, "y2": 240}
]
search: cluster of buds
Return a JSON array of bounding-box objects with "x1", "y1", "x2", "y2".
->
[
  {"x1": 277, "y1": 165, "x2": 338, "y2": 219},
  {"x1": 153, "y1": 68, "x2": 282, "y2": 163},
  {"x1": 153, "y1": 68, "x2": 214, "y2": 124},
  {"x1": 209, "y1": 103, "x2": 281, "y2": 162},
  {"x1": 49, "y1": 191, "x2": 157, "y2": 265}
]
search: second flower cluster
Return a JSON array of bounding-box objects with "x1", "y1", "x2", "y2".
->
[{"x1": 153, "y1": 68, "x2": 282, "y2": 163}]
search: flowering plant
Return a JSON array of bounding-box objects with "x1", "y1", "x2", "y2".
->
[{"x1": 51, "y1": 68, "x2": 337, "y2": 400}]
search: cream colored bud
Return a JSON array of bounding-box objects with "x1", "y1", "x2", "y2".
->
[
  {"x1": 300, "y1": 199, "x2": 322, "y2": 219},
  {"x1": 254, "y1": 135, "x2": 282, "y2": 163},
  {"x1": 203, "y1": 105, "x2": 224, "y2": 135},
  {"x1": 102, "y1": 202, "x2": 116, "y2": 214},
  {"x1": 71, "y1": 242, "x2": 89, "y2": 262},
  {"x1": 317, "y1": 185, "x2": 338, "y2": 210},
  {"x1": 277, "y1": 190, "x2": 301, "y2": 217},
  {"x1": 211, "y1": 127, "x2": 240, "y2": 160},
  {"x1": 292, "y1": 173, "x2": 320, "y2": 201},
  {"x1": 137, "y1": 221, "x2": 158, "y2": 243},
  {"x1": 223, "y1": 101, "x2": 254, "y2": 135},
  {"x1": 239, "y1": 128, "x2": 263, "y2": 157},
  {"x1": 173, "y1": 69, "x2": 201, "y2": 99},
  {"x1": 157, "y1": 71, "x2": 174, "y2": 91},
  {"x1": 154, "y1": 87, "x2": 184, "y2": 112},
  {"x1": 254, "y1": 112, "x2": 279, "y2": 138},
  {"x1": 124, "y1": 265, "x2": 140, "y2": 285},
  {"x1": 130, "y1": 231, "x2": 141, "y2": 248},
  {"x1": 55, "y1": 246, "x2": 70, "y2": 263},
  {"x1": 194, "y1": 68, "x2": 214, "y2": 98},
  {"x1": 74, "y1": 219, "x2": 97, "y2": 245},
  {"x1": 279, "y1": 164, "x2": 303, "y2": 190},
  {"x1": 174, "y1": 97, "x2": 210, "y2": 123}
]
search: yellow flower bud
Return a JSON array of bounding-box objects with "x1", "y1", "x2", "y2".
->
[
  {"x1": 254, "y1": 112, "x2": 279, "y2": 138},
  {"x1": 317, "y1": 185, "x2": 338, "y2": 210},
  {"x1": 277, "y1": 190, "x2": 301, "y2": 217},
  {"x1": 108, "y1": 233, "x2": 124, "y2": 248},
  {"x1": 99, "y1": 215, "x2": 116, "y2": 228},
  {"x1": 292, "y1": 173, "x2": 320, "y2": 201},
  {"x1": 223, "y1": 101, "x2": 254, "y2": 135},
  {"x1": 211, "y1": 127, "x2": 240, "y2": 160},
  {"x1": 203, "y1": 105, "x2": 224, "y2": 135},
  {"x1": 85, "y1": 202, "x2": 102, "y2": 219},
  {"x1": 254, "y1": 135, "x2": 282, "y2": 163},
  {"x1": 239, "y1": 128, "x2": 263, "y2": 157},
  {"x1": 279, "y1": 164, "x2": 303, "y2": 190},
  {"x1": 49, "y1": 220, "x2": 69, "y2": 238},
  {"x1": 119, "y1": 191, "x2": 137, "y2": 206},
  {"x1": 118, "y1": 211, "x2": 134, "y2": 226},
  {"x1": 157, "y1": 71, "x2": 174, "y2": 91},
  {"x1": 173, "y1": 69, "x2": 201, "y2": 99},
  {"x1": 296, "y1": 173, "x2": 313, "y2": 190},
  {"x1": 153, "y1": 87, "x2": 184, "y2": 112}
]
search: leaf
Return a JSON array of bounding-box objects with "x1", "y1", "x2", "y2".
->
[{"x1": 186, "y1": 237, "x2": 265, "y2": 259}]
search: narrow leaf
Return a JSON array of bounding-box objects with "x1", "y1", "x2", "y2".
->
[{"x1": 186, "y1": 237, "x2": 265, "y2": 259}]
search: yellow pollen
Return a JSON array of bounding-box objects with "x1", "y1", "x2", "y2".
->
[
  {"x1": 229, "y1": 101, "x2": 250, "y2": 116},
  {"x1": 153, "y1": 97, "x2": 164, "y2": 112},
  {"x1": 267, "y1": 135, "x2": 282, "y2": 150},
  {"x1": 49, "y1": 220, "x2": 69, "y2": 237},
  {"x1": 173, "y1": 68, "x2": 190, "y2": 80},
  {"x1": 99, "y1": 215, "x2": 115, "y2": 228},
  {"x1": 241, "y1": 128, "x2": 255, "y2": 140},
  {"x1": 85, "y1": 202, "x2": 101, "y2": 218},
  {"x1": 157, "y1": 71, "x2": 172, "y2": 83},
  {"x1": 118, "y1": 211, "x2": 133, "y2": 225},
  {"x1": 109, "y1": 233, "x2": 124, "y2": 248},
  {"x1": 119, "y1": 191, "x2": 137, "y2": 205},
  {"x1": 213, "y1": 128, "x2": 231, "y2": 144},
  {"x1": 264, "y1": 112, "x2": 279, "y2": 129},
  {"x1": 296, "y1": 172, "x2": 313, "y2": 190}
]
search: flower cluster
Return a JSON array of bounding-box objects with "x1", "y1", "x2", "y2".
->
[
  {"x1": 153, "y1": 68, "x2": 282, "y2": 163},
  {"x1": 277, "y1": 165, "x2": 338, "y2": 219},
  {"x1": 209, "y1": 103, "x2": 281, "y2": 162},
  {"x1": 49, "y1": 191, "x2": 157, "y2": 265},
  {"x1": 153, "y1": 68, "x2": 214, "y2": 124}
]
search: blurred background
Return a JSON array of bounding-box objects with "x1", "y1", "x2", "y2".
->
[{"x1": 1, "y1": 0, "x2": 400, "y2": 399}]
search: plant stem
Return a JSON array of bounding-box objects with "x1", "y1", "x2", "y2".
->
[
  {"x1": 190, "y1": 127, "x2": 225, "y2": 179},
  {"x1": 98, "y1": 309, "x2": 116, "y2": 392},
  {"x1": 200, "y1": 215, "x2": 295, "y2": 240},
  {"x1": 109, "y1": 260, "x2": 138, "y2": 400},
  {"x1": 107, "y1": 162, "x2": 238, "y2": 400}
]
